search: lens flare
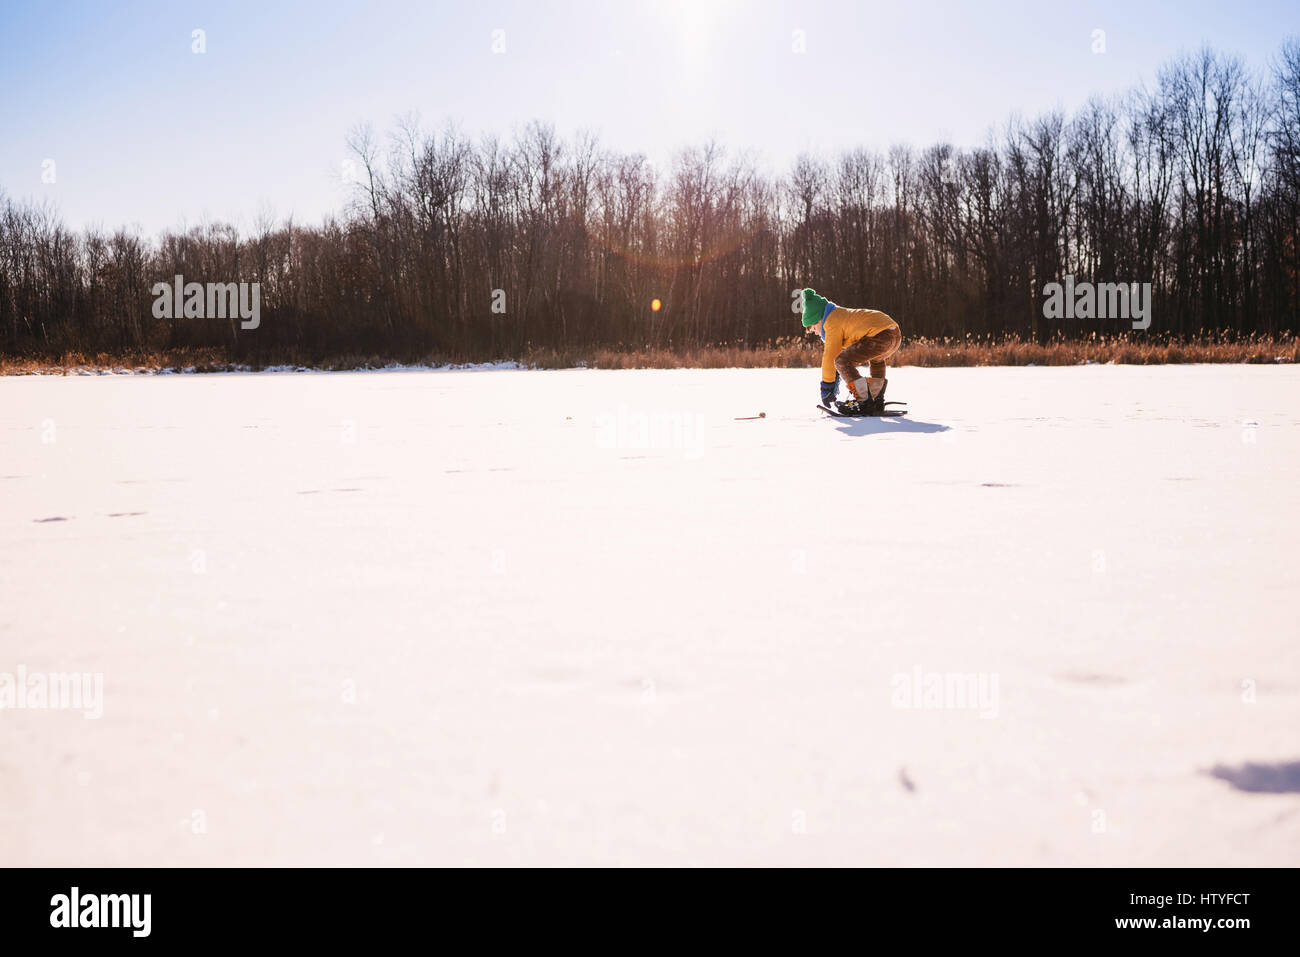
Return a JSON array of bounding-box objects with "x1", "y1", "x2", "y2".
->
[{"x1": 651, "y1": 298, "x2": 662, "y2": 312}]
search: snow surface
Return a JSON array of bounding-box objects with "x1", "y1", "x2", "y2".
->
[{"x1": 2, "y1": 365, "x2": 1297, "y2": 866}]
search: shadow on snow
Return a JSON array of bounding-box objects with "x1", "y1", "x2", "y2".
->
[
  {"x1": 1208, "y1": 761, "x2": 1300, "y2": 794},
  {"x1": 829, "y1": 416, "x2": 951, "y2": 437}
]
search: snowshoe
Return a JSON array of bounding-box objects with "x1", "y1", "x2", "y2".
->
[
  {"x1": 835, "y1": 398, "x2": 872, "y2": 415},
  {"x1": 818, "y1": 394, "x2": 908, "y2": 418}
]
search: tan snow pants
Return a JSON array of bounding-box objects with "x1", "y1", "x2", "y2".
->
[{"x1": 834, "y1": 324, "x2": 902, "y2": 381}]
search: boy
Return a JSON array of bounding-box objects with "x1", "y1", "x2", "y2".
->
[{"x1": 800, "y1": 288, "x2": 901, "y2": 412}]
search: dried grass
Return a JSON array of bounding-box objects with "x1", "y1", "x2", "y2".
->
[{"x1": 4, "y1": 334, "x2": 1297, "y2": 375}]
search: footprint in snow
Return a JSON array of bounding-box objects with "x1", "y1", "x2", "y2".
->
[{"x1": 1056, "y1": 672, "x2": 1128, "y2": 687}]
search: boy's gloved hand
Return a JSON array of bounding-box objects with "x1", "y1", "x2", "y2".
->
[{"x1": 820, "y1": 380, "x2": 838, "y2": 407}]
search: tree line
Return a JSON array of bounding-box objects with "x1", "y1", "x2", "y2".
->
[{"x1": 3, "y1": 41, "x2": 1299, "y2": 363}]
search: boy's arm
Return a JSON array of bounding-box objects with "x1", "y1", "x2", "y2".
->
[
  {"x1": 819, "y1": 320, "x2": 841, "y2": 403},
  {"x1": 820, "y1": 320, "x2": 841, "y2": 383}
]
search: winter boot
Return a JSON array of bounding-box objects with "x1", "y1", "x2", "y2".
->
[
  {"x1": 833, "y1": 377, "x2": 869, "y2": 414},
  {"x1": 867, "y1": 377, "x2": 888, "y2": 413}
]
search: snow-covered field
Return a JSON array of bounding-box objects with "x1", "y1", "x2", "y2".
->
[{"x1": 2, "y1": 365, "x2": 1297, "y2": 866}]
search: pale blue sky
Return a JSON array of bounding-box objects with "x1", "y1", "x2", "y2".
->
[{"x1": 2, "y1": 0, "x2": 1295, "y2": 235}]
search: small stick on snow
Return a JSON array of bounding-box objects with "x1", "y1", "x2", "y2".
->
[{"x1": 734, "y1": 412, "x2": 766, "y2": 420}]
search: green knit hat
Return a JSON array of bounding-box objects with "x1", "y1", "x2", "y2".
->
[{"x1": 800, "y1": 288, "x2": 831, "y2": 327}]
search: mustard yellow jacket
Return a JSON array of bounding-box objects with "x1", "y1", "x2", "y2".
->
[{"x1": 820, "y1": 307, "x2": 899, "y2": 382}]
